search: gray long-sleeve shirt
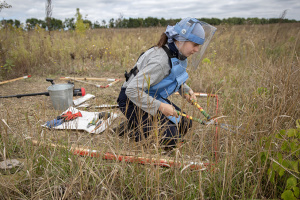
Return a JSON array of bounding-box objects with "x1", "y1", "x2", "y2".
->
[{"x1": 122, "y1": 46, "x2": 191, "y2": 116}]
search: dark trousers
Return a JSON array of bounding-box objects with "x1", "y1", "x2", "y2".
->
[{"x1": 117, "y1": 87, "x2": 192, "y2": 146}]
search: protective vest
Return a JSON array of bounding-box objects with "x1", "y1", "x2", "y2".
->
[{"x1": 146, "y1": 55, "x2": 189, "y2": 124}]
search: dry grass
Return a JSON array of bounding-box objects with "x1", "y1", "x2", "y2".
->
[{"x1": 0, "y1": 23, "x2": 299, "y2": 199}]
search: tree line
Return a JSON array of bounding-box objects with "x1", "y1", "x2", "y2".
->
[{"x1": 1, "y1": 16, "x2": 298, "y2": 30}]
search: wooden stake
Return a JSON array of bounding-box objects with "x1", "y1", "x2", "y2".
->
[{"x1": 0, "y1": 75, "x2": 31, "y2": 85}]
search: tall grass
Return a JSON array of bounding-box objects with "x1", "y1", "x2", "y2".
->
[
  {"x1": 0, "y1": 23, "x2": 299, "y2": 199},
  {"x1": 0, "y1": 25, "x2": 162, "y2": 79}
]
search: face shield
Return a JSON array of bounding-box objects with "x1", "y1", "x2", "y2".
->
[{"x1": 166, "y1": 18, "x2": 217, "y2": 70}]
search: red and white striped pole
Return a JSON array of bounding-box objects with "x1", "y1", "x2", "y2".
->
[
  {"x1": 174, "y1": 92, "x2": 217, "y2": 97},
  {"x1": 60, "y1": 77, "x2": 120, "y2": 82},
  {"x1": 0, "y1": 75, "x2": 31, "y2": 85},
  {"x1": 31, "y1": 140, "x2": 210, "y2": 171},
  {"x1": 73, "y1": 147, "x2": 210, "y2": 170},
  {"x1": 60, "y1": 77, "x2": 121, "y2": 88}
]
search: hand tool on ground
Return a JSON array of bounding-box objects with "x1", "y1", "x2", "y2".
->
[
  {"x1": 46, "y1": 118, "x2": 64, "y2": 128},
  {"x1": 0, "y1": 79, "x2": 85, "y2": 98},
  {"x1": 58, "y1": 111, "x2": 82, "y2": 121},
  {"x1": 46, "y1": 111, "x2": 82, "y2": 128},
  {"x1": 91, "y1": 112, "x2": 111, "y2": 132},
  {"x1": 0, "y1": 75, "x2": 31, "y2": 85},
  {"x1": 87, "y1": 116, "x2": 100, "y2": 128}
]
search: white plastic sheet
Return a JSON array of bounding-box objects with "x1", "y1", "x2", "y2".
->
[
  {"x1": 43, "y1": 107, "x2": 118, "y2": 134},
  {"x1": 73, "y1": 94, "x2": 95, "y2": 106}
]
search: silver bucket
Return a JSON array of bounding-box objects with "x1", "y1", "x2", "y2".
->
[{"x1": 47, "y1": 84, "x2": 74, "y2": 110}]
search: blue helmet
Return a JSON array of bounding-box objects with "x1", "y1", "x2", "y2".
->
[
  {"x1": 165, "y1": 17, "x2": 217, "y2": 69},
  {"x1": 174, "y1": 17, "x2": 205, "y2": 45}
]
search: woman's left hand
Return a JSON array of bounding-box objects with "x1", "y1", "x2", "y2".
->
[{"x1": 185, "y1": 89, "x2": 197, "y2": 105}]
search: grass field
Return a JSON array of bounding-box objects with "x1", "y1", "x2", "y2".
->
[{"x1": 0, "y1": 23, "x2": 299, "y2": 199}]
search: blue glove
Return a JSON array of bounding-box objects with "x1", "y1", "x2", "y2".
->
[{"x1": 46, "y1": 119, "x2": 64, "y2": 128}]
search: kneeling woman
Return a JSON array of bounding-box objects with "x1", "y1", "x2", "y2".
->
[{"x1": 117, "y1": 17, "x2": 216, "y2": 147}]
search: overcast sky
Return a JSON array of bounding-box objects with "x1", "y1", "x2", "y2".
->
[{"x1": 1, "y1": 0, "x2": 300, "y2": 24}]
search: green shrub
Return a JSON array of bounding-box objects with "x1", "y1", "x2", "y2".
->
[{"x1": 260, "y1": 119, "x2": 300, "y2": 199}]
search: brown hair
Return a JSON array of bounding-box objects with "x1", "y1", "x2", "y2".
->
[{"x1": 156, "y1": 32, "x2": 168, "y2": 47}]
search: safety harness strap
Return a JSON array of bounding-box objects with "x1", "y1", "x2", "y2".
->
[{"x1": 124, "y1": 46, "x2": 174, "y2": 81}]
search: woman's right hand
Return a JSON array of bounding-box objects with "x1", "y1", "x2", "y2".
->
[{"x1": 158, "y1": 102, "x2": 178, "y2": 118}]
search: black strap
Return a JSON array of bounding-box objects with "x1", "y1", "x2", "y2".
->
[
  {"x1": 161, "y1": 45, "x2": 176, "y2": 58},
  {"x1": 124, "y1": 65, "x2": 139, "y2": 82},
  {"x1": 124, "y1": 46, "x2": 174, "y2": 82},
  {"x1": 161, "y1": 45, "x2": 175, "y2": 71}
]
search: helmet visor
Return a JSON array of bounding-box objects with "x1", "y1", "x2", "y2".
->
[
  {"x1": 174, "y1": 20, "x2": 217, "y2": 69},
  {"x1": 189, "y1": 21, "x2": 217, "y2": 70}
]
